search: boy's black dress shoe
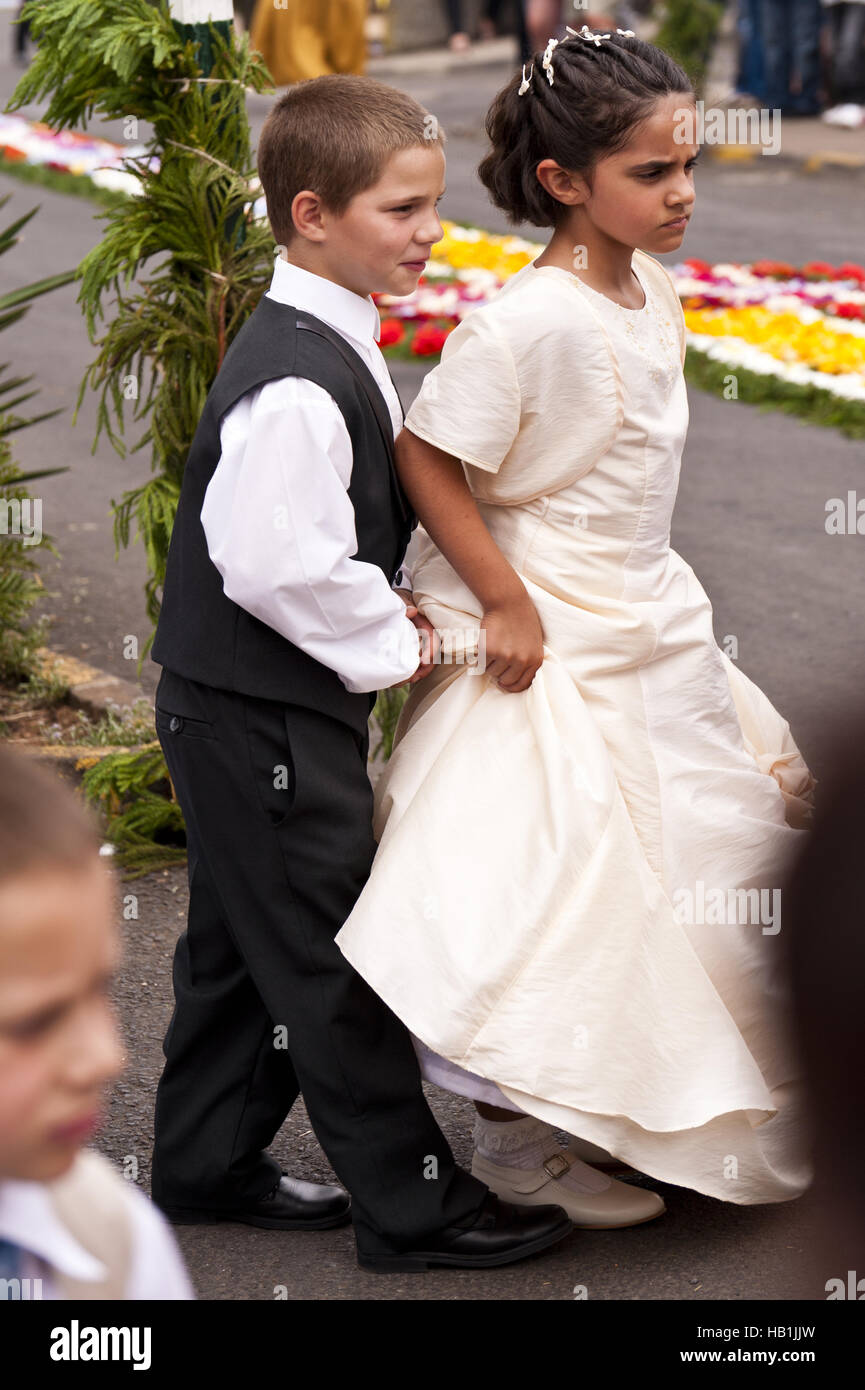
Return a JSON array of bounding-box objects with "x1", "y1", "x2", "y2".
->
[
  {"x1": 356, "y1": 1192, "x2": 573, "y2": 1272},
  {"x1": 157, "y1": 1173, "x2": 352, "y2": 1229}
]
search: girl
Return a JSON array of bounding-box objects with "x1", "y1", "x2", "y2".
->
[{"x1": 336, "y1": 27, "x2": 816, "y2": 1227}]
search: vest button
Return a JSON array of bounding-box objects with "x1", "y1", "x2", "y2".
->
[{"x1": 169, "y1": 716, "x2": 182, "y2": 733}]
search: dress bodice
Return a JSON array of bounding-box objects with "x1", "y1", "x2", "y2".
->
[
  {"x1": 542, "y1": 260, "x2": 691, "y2": 601},
  {"x1": 402, "y1": 249, "x2": 687, "y2": 511},
  {"x1": 404, "y1": 253, "x2": 692, "y2": 613}
]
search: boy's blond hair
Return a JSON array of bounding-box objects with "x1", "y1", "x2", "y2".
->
[
  {"x1": 257, "y1": 73, "x2": 446, "y2": 248},
  {"x1": 0, "y1": 745, "x2": 102, "y2": 891}
]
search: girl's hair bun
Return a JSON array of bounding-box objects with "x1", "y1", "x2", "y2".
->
[{"x1": 478, "y1": 31, "x2": 693, "y2": 229}]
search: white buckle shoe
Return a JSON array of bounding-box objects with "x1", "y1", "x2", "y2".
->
[
  {"x1": 471, "y1": 1148, "x2": 666, "y2": 1229},
  {"x1": 566, "y1": 1135, "x2": 639, "y2": 1175}
]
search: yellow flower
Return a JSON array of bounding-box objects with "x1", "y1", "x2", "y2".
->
[
  {"x1": 683, "y1": 306, "x2": 865, "y2": 379},
  {"x1": 432, "y1": 221, "x2": 541, "y2": 280}
]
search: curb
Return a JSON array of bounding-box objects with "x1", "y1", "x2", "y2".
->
[
  {"x1": 2, "y1": 646, "x2": 154, "y2": 782},
  {"x1": 705, "y1": 142, "x2": 865, "y2": 172},
  {"x1": 35, "y1": 646, "x2": 152, "y2": 720}
]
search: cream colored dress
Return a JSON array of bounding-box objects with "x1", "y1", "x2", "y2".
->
[{"x1": 335, "y1": 251, "x2": 817, "y2": 1205}]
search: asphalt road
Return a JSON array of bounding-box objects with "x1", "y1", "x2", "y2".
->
[{"x1": 2, "y1": 28, "x2": 862, "y2": 1301}]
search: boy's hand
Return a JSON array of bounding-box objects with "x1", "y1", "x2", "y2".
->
[
  {"x1": 389, "y1": 588, "x2": 439, "y2": 687},
  {"x1": 480, "y1": 593, "x2": 545, "y2": 693}
]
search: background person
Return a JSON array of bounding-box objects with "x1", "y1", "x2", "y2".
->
[{"x1": 821, "y1": 0, "x2": 865, "y2": 125}]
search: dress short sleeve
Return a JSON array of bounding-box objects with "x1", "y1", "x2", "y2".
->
[{"x1": 403, "y1": 308, "x2": 521, "y2": 474}]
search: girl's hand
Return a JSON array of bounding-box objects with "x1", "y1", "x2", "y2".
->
[
  {"x1": 480, "y1": 594, "x2": 545, "y2": 693},
  {"x1": 392, "y1": 433, "x2": 544, "y2": 692}
]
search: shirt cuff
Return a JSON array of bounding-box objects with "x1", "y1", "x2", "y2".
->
[
  {"x1": 393, "y1": 562, "x2": 414, "y2": 591},
  {"x1": 338, "y1": 611, "x2": 420, "y2": 694}
]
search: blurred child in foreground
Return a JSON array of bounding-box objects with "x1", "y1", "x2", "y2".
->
[{"x1": 0, "y1": 745, "x2": 192, "y2": 1299}]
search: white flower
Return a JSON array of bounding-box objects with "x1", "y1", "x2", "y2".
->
[{"x1": 687, "y1": 332, "x2": 865, "y2": 402}]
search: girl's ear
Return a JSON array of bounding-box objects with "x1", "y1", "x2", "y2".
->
[{"x1": 534, "y1": 159, "x2": 587, "y2": 207}]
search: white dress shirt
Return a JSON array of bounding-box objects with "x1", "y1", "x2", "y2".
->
[
  {"x1": 0, "y1": 1173, "x2": 194, "y2": 1300},
  {"x1": 201, "y1": 256, "x2": 420, "y2": 695}
]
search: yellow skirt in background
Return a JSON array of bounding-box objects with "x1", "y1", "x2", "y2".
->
[{"x1": 249, "y1": 0, "x2": 367, "y2": 85}]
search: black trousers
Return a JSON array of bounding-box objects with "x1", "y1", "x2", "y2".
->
[
  {"x1": 443, "y1": 0, "x2": 531, "y2": 64},
  {"x1": 150, "y1": 667, "x2": 487, "y2": 1254},
  {"x1": 829, "y1": 3, "x2": 865, "y2": 104}
]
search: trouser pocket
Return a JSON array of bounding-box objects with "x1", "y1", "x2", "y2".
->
[{"x1": 155, "y1": 668, "x2": 218, "y2": 740}]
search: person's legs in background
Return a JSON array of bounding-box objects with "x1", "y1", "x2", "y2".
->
[
  {"x1": 761, "y1": 0, "x2": 823, "y2": 113},
  {"x1": 478, "y1": 0, "x2": 502, "y2": 41},
  {"x1": 13, "y1": 1, "x2": 31, "y2": 65},
  {"x1": 514, "y1": 0, "x2": 531, "y2": 65},
  {"x1": 526, "y1": 0, "x2": 562, "y2": 55},
  {"x1": 736, "y1": 0, "x2": 767, "y2": 99},
  {"x1": 443, "y1": 0, "x2": 472, "y2": 50},
  {"x1": 789, "y1": 0, "x2": 823, "y2": 112},
  {"x1": 326, "y1": 0, "x2": 368, "y2": 75},
  {"x1": 479, "y1": 0, "x2": 531, "y2": 64},
  {"x1": 233, "y1": 0, "x2": 258, "y2": 30},
  {"x1": 760, "y1": 0, "x2": 792, "y2": 110},
  {"x1": 828, "y1": 2, "x2": 865, "y2": 106}
]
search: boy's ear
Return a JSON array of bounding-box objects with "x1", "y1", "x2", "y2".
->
[{"x1": 290, "y1": 189, "x2": 327, "y2": 243}]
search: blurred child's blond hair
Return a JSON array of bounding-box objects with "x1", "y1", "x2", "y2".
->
[{"x1": 0, "y1": 745, "x2": 102, "y2": 894}]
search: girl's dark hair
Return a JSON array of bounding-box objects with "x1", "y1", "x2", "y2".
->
[{"x1": 478, "y1": 31, "x2": 693, "y2": 229}]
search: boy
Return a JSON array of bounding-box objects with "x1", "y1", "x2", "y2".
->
[
  {"x1": 0, "y1": 746, "x2": 192, "y2": 1299},
  {"x1": 148, "y1": 74, "x2": 572, "y2": 1271}
]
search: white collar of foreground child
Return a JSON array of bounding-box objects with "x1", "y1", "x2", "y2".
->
[
  {"x1": 269, "y1": 253, "x2": 382, "y2": 349},
  {"x1": 0, "y1": 1173, "x2": 107, "y2": 1282}
]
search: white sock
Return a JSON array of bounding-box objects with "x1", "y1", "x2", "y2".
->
[
  {"x1": 472, "y1": 1114, "x2": 553, "y2": 1168},
  {"x1": 473, "y1": 1113, "x2": 612, "y2": 1194}
]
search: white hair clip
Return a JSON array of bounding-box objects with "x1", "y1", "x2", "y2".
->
[
  {"x1": 521, "y1": 25, "x2": 636, "y2": 93},
  {"x1": 565, "y1": 24, "x2": 635, "y2": 46},
  {"x1": 542, "y1": 36, "x2": 559, "y2": 84}
]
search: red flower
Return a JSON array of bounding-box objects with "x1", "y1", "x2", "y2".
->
[
  {"x1": 410, "y1": 323, "x2": 452, "y2": 356},
  {"x1": 800, "y1": 260, "x2": 837, "y2": 280},
  {"x1": 834, "y1": 303, "x2": 865, "y2": 320},
  {"x1": 378, "y1": 317, "x2": 405, "y2": 347},
  {"x1": 682, "y1": 257, "x2": 712, "y2": 276},
  {"x1": 751, "y1": 259, "x2": 795, "y2": 279},
  {"x1": 837, "y1": 262, "x2": 865, "y2": 284}
]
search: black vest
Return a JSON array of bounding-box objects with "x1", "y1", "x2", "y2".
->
[{"x1": 151, "y1": 295, "x2": 416, "y2": 734}]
